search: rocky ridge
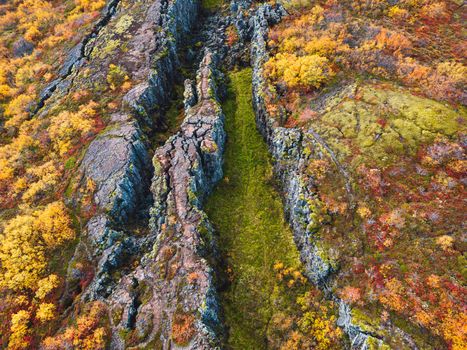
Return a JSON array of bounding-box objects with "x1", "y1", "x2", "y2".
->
[
  {"x1": 61, "y1": 5, "x2": 230, "y2": 350},
  {"x1": 103, "y1": 51, "x2": 226, "y2": 349},
  {"x1": 60, "y1": 0, "x2": 199, "y2": 304},
  {"x1": 50, "y1": 0, "x2": 234, "y2": 347},
  {"x1": 42, "y1": 0, "x2": 228, "y2": 348}
]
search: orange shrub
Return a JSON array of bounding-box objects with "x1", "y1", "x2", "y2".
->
[{"x1": 171, "y1": 313, "x2": 196, "y2": 345}]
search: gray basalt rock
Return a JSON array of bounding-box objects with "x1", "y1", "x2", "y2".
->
[
  {"x1": 54, "y1": 0, "x2": 209, "y2": 341},
  {"x1": 107, "y1": 51, "x2": 225, "y2": 349},
  {"x1": 80, "y1": 121, "x2": 150, "y2": 224},
  {"x1": 32, "y1": 0, "x2": 123, "y2": 115},
  {"x1": 184, "y1": 79, "x2": 198, "y2": 113}
]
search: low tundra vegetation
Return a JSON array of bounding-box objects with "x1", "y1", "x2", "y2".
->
[
  {"x1": 264, "y1": 0, "x2": 466, "y2": 348},
  {"x1": 0, "y1": 0, "x2": 141, "y2": 348}
]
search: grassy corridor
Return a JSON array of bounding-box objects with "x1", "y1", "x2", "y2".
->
[{"x1": 205, "y1": 69, "x2": 306, "y2": 349}]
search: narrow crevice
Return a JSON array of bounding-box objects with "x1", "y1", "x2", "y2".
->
[{"x1": 31, "y1": 0, "x2": 123, "y2": 116}]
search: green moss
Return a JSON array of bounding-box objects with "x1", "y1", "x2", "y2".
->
[
  {"x1": 202, "y1": 0, "x2": 223, "y2": 11},
  {"x1": 112, "y1": 306, "x2": 124, "y2": 325},
  {"x1": 114, "y1": 14, "x2": 134, "y2": 35},
  {"x1": 119, "y1": 328, "x2": 130, "y2": 341},
  {"x1": 351, "y1": 307, "x2": 383, "y2": 335},
  {"x1": 351, "y1": 306, "x2": 444, "y2": 349},
  {"x1": 204, "y1": 69, "x2": 307, "y2": 349},
  {"x1": 197, "y1": 220, "x2": 213, "y2": 246},
  {"x1": 315, "y1": 239, "x2": 339, "y2": 270},
  {"x1": 317, "y1": 83, "x2": 466, "y2": 167},
  {"x1": 93, "y1": 39, "x2": 121, "y2": 59},
  {"x1": 187, "y1": 185, "x2": 197, "y2": 205},
  {"x1": 139, "y1": 334, "x2": 163, "y2": 350},
  {"x1": 367, "y1": 337, "x2": 391, "y2": 350},
  {"x1": 201, "y1": 140, "x2": 218, "y2": 153},
  {"x1": 64, "y1": 176, "x2": 77, "y2": 198},
  {"x1": 139, "y1": 282, "x2": 154, "y2": 306},
  {"x1": 107, "y1": 64, "x2": 128, "y2": 90},
  {"x1": 367, "y1": 87, "x2": 461, "y2": 136},
  {"x1": 64, "y1": 156, "x2": 76, "y2": 170}
]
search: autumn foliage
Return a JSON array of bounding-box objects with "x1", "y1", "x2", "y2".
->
[
  {"x1": 42, "y1": 302, "x2": 108, "y2": 350},
  {"x1": 0, "y1": 0, "x2": 110, "y2": 347},
  {"x1": 171, "y1": 312, "x2": 196, "y2": 345},
  {"x1": 268, "y1": 262, "x2": 343, "y2": 349},
  {"x1": 266, "y1": 0, "x2": 466, "y2": 123},
  {"x1": 264, "y1": 0, "x2": 466, "y2": 348}
]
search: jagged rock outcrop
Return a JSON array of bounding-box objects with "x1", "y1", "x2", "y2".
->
[
  {"x1": 106, "y1": 51, "x2": 225, "y2": 349},
  {"x1": 80, "y1": 117, "x2": 151, "y2": 225},
  {"x1": 52, "y1": 0, "x2": 244, "y2": 347},
  {"x1": 60, "y1": 0, "x2": 199, "y2": 302},
  {"x1": 250, "y1": 5, "x2": 383, "y2": 349},
  {"x1": 39, "y1": 0, "x2": 230, "y2": 347}
]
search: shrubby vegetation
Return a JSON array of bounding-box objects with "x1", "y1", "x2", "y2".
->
[
  {"x1": 42, "y1": 301, "x2": 108, "y2": 350},
  {"x1": 264, "y1": 0, "x2": 466, "y2": 348},
  {"x1": 265, "y1": 53, "x2": 335, "y2": 89},
  {"x1": 266, "y1": 0, "x2": 466, "y2": 122},
  {"x1": 0, "y1": 0, "x2": 116, "y2": 348},
  {"x1": 0, "y1": 201, "x2": 75, "y2": 349}
]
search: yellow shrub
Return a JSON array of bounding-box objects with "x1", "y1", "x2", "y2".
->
[
  {"x1": 0, "y1": 159, "x2": 14, "y2": 182},
  {"x1": 1, "y1": 134, "x2": 38, "y2": 166},
  {"x1": 49, "y1": 102, "x2": 97, "y2": 155},
  {"x1": 22, "y1": 161, "x2": 60, "y2": 203},
  {"x1": 106, "y1": 64, "x2": 129, "y2": 91},
  {"x1": 388, "y1": 6, "x2": 409, "y2": 20},
  {"x1": 266, "y1": 53, "x2": 335, "y2": 89},
  {"x1": 34, "y1": 201, "x2": 75, "y2": 248},
  {"x1": 283, "y1": 0, "x2": 317, "y2": 10},
  {"x1": 75, "y1": 0, "x2": 106, "y2": 12},
  {"x1": 436, "y1": 61, "x2": 467, "y2": 85},
  {"x1": 17, "y1": 0, "x2": 56, "y2": 42},
  {"x1": 36, "y1": 303, "x2": 56, "y2": 322},
  {"x1": 296, "y1": 292, "x2": 343, "y2": 350},
  {"x1": 0, "y1": 201, "x2": 74, "y2": 291},
  {"x1": 12, "y1": 177, "x2": 27, "y2": 195},
  {"x1": 4, "y1": 94, "x2": 35, "y2": 129},
  {"x1": 304, "y1": 36, "x2": 338, "y2": 56},
  {"x1": 0, "y1": 69, "x2": 13, "y2": 100},
  {"x1": 35, "y1": 274, "x2": 60, "y2": 300},
  {"x1": 436, "y1": 235, "x2": 454, "y2": 251},
  {"x1": 0, "y1": 214, "x2": 47, "y2": 290},
  {"x1": 279, "y1": 36, "x2": 305, "y2": 53},
  {"x1": 8, "y1": 310, "x2": 31, "y2": 350}
]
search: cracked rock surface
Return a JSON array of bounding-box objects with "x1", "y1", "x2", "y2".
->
[{"x1": 106, "y1": 52, "x2": 225, "y2": 349}]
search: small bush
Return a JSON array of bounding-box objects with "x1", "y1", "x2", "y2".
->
[
  {"x1": 265, "y1": 53, "x2": 335, "y2": 89},
  {"x1": 171, "y1": 313, "x2": 195, "y2": 345}
]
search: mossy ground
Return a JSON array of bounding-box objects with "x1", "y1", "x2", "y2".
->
[
  {"x1": 205, "y1": 69, "x2": 306, "y2": 349},
  {"x1": 201, "y1": 0, "x2": 223, "y2": 11}
]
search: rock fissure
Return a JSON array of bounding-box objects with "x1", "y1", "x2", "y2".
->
[
  {"x1": 1, "y1": 0, "x2": 463, "y2": 348},
  {"x1": 32, "y1": 0, "x2": 123, "y2": 116}
]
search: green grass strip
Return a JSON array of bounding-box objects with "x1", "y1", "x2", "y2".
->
[{"x1": 205, "y1": 68, "x2": 304, "y2": 349}]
